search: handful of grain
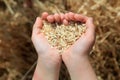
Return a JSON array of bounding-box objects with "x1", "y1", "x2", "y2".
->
[{"x1": 41, "y1": 21, "x2": 86, "y2": 53}]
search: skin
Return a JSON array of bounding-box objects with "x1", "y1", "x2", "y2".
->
[
  {"x1": 32, "y1": 17, "x2": 61, "y2": 80},
  {"x1": 68, "y1": 12, "x2": 75, "y2": 20},
  {"x1": 60, "y1": 13, "x2": 65, "y2": 21},
  {"x1": 62, "y1": 15, "x2": 97, "y2": 80},
  {"x1": 32, "y1": 12, "x2": 97, "y2": 80},
  {"x1": 41, "y1": 12, "x2": 49, "y2": 20},
  {"x1": 54, "y1": 13, "x2": 61, "y2": 23}
]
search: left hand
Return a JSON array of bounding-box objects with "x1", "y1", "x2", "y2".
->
[{"x1": 31, "y1": 16, "x2": 62, "y2": 80}]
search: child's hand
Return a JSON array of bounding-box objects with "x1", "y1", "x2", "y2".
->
[
  {"x1": 31, "y1": 17, "x2": 61, "y2": 80},
  {"x1": 63, "y1": 13, "x2": 96, "y2": 57},
  {"x1": 61, "y1": 13, "x2": 97, "y2": 80},
  {"x1": 45, "y1": 12, "x2": 97, "y2": 80}
]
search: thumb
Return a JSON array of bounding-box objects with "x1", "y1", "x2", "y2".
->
[
  {"x1": 32, "y1": 17, "x2": 43, "y2": 35},
  {"x1": 85, "y1": 17, "x2": 96, "y2": 36}
]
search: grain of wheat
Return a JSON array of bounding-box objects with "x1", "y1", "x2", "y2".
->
[{"x1": 41, "y1": 22, "x2": 86, "y2": 53}]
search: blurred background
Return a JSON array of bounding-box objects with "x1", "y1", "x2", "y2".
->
[{"x1": 0, "y1": 0, "x2": 120, "y2": 80}]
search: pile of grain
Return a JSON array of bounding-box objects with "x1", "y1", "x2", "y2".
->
[{"x1": 41, "y1": 22, "x2": 86, "y2": 53}]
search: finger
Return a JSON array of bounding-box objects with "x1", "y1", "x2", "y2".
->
[
  {"x1": 74, "y1": 14, "x2": 88, "y2": 23},
  {"x1": 74, "y1": 14, "x2": 79, "y2": 21},
  {"x1": 63, "y1": 19, "x2": 69, "y2": 25},
  {"x1": 85, "y1": 17, "x2": 96, "y2": 36},
  {"x1": 60, "y1": 13, "x2": 65, "y2": 21},
  {"x1": 54, "y1": 13, "x2": 61, "y2": 23},
  {"x1": 47, "y1": 15, "x2": 55, "y2": 23},
  {"x1": 68, "y1": 12, "x2": 75, "y2": 21},
  {"x1": 64, "y1": 13, "x2": 69, "y2": 21},
  {"x1": 78, "y1": 14, "x2": 88, "y2": 23},
  {"x1": 41, "y1": 12, "x2": 49, "y2": 20},
  {"x1": 32, "y1": 17, "x2": 43, "y2": 35}
]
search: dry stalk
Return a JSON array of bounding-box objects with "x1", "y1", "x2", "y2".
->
[
  {"x1": 3, "y1": 0, "x2": 14, "y2": 14},
  {"x1": 21, "y1": 61, "x2": 37, "y2": 80},
  {"x1": 34, "y1": 0, "x2": 47, "y2": 10}
]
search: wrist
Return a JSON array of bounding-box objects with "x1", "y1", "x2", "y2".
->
[
  {"x1": 33, "y1": 62, "x2": 60, "y2": 80},
  {"x1": 62, "y1": 51, "x2": 97, "y2": 80},
  {"x1": 63, "y1": 49, "x2": 89, "y2": 60},
  {"x1": 33, "y1": 49, "x2": 61, "y2": 80}
]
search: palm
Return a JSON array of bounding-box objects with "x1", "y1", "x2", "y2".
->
[
  {"x1": 33, "y1": 33, "x2": 51, "y2": 53},
  {"x1": 66, "y1": 17, "x2": 95, "y2": 56},
  {"x1": 70, "y1": 32, "x2": 95, "y2": 56},
  {"x1": 32, "y1": 17, "x2": 61, "y2": 61}
]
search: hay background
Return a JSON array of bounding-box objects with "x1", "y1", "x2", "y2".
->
[{"x1": 0, "y1": 0, "x2": 120, "y2": 80}]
